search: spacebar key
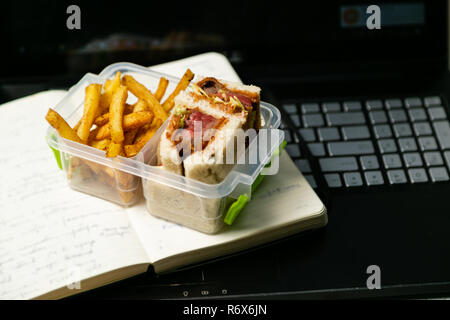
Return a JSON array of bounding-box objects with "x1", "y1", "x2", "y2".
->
[
  {"x1": 328, "y1": 141, "x2": 375, "y2": 156},
  {"x1": 319, "y1": 157, "x2": 359, "y2": 172}
]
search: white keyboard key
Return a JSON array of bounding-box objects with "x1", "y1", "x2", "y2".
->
[
  {"x1": 284, "y1": 130, "x2": 292, "y2": 143},
  {"x1": 424, "y1": 96, "x2": 442, "y2": 107},
  {"x1": 369, "y1": 111, "x2": 388, "y2": 124},
  {"x1": 385, "y1": 99, "x2": 403, "y2": 109},
  {"x1": 418, "y1": 137, "x2": 438, "y2": 151},
  {"x1": 326, "y1": 112, "x2": 366, "y2": 126},
  {"x1": 283, "y1": 104, "x2": 297, "y2": 114},
  {"x1": 322, "y1": 102, "x2": 340, "y2": 113},
  {"x1": 378, "y1": 139, "x2": 397, "y2": 153},
  {"x1": 398, "y1": 138, "x2": 418, "y2": 152},
  {"x1": 408, "y1": 168, "x2": 428, "y2": 183},
  {"x1": 373, "y1": 125, "x2": 392, "y2": 138},
  {"x1": 343, "y1": 101, "x2": 362, "y2": 111},
  {"x1": 428, "y1": 107, "x2": 447, "y2": 121},
  {"x1": 413, "y1": 122, "x2": 433, "y2": 136},
  {"x1": 319, "y1": 157, "x2": 359, "y2": 172},
  {"x1": 324, "y1": 173, "x2": 342, "y2": 188},
  {"x1": 299, "y1": 128, "x2": 316, "y2": 142},
  {"x1": 295, "y1": 159, "x2": 312, "y2": 173},
  {"x1": 382, "y1": 154, "x2": 402, "y2": 169},
  {"x1": 429, "y1": 167, "x2": 449, "y2": 182},
  {"x1": 308, "y1": 143, "x2": 326, "y2": 156},
  {"x1": 393, "y1": 123, "x2": 413, "y2": 137},
  {"x1": 388, "y1": 110, "x2": 408, "y2": 123},
  {"x1": 366, "y1": 100, "x2": 383, "y2": 110},
  {"x1": 424, "y1": 152, "x2": 444, "y2": 167},
  {"x1": 364, "y1": 171, "x2": 384, "y2": 186},
  {"x1": 404, "y1": 97, "x2": 422, "y2": 108},
  {"x1": 302, "y1": 114, "x2": 324, "y2": 127},
  {"x1": 286, "y1": 144, "x2": 301, "y2": 158},
  {"x1": 327, "y1": 141, "x2": 374, "y2": 156},
  {"x1": 360, "y1": 155, "x2": 380, "y2": 170},
  {"x1": 343, "y1": 172, "x2": 363, "y2": 187},
  {"x1": 301, "y1": 103, "x2": 320, "y2": 114},
  {"x1": 445, "y1": 151, "x2": 450, "y2": 168},
  {"x1": 403, "y1": 153, "x2": 423, "y2": 167},
  {"x1": 291, "y1": 114, "x2": 301, "y2": 127},
  {"x1": 408, "y1": 108, "x2": 428, "y2": 122},
  {"x1": 318, "y1": 127, "x2": 340, "y2": 141},
  {"x1": 433, "y1": 121, "x2": 450, "y2": 150},
  {"x1": 387, "y1": 169, "x2": 408, "y2": 184},
  {"x1": 304, "y1": 175, "x2": 317, "y2": 188},
  {"x1": 341, "y1": 126, "x2": 371, "y2": 140}
]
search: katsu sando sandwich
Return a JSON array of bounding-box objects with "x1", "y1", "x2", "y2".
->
[{"x1": 159, "y1": 77, "x2": 261, "y2": 184}]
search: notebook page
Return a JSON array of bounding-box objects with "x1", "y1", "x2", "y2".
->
[
  {"x1": 127, "y1": 151, "x2": 325, "y2": 264},
  {"x1": 0, "y1": 92, "x2": 149, "y2": 299}
]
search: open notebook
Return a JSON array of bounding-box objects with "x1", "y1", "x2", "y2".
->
[{"x1": 0, "y1": 52, "x2": 327, "y2": 299}]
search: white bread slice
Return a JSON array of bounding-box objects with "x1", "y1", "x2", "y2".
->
[
  {"x1": 159, "y1": 131, "x2": 183, "y2": 175},
  {"x1": 195, "y1": 75, "x2": 261, "y2": 98},
  {"x1": 177, "y1": 91, "x2": 247, "y2": 184},
  {"x1": 159, "y1": 90, "x2": 247, "y2": 176},
  {"x1": 182, "y1": 114, "x2": 245, "y2": 184}
]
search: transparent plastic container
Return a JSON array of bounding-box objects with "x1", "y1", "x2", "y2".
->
[
  {"x1": 46, "y1": 62, "x2": 284, "y2": 233},
  {"x1": 46, "y1": 63, "x2": 182, "y2": 206}
]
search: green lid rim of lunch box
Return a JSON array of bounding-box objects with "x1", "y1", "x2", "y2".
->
[
  {"x1": 48, "y1": 134, "x2": 63, "y2": 170},
  {"x1": 224, "y1": 140, "x2": 287, "y2": 225}
]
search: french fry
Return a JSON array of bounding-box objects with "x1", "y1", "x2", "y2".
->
[
  {"x1": 106, "y1": 142, "x2": 124, "y2": 158},
  {"x1": 46, "y1": 108, "x2": 83, "y2": 143},
  {"x1": 77, "y1": 83, "x2": 102, "y2": 143},
  {"x1": 123, "y1": 100, "x2": 149, "y2": 145},
  {"x1": 95, "y1": 111, "x2": 154, "y2": 140},
  {"x1": 122, "y1": 75, "x2": 168, "y2": 121},
  {"x1": 91, "y1": 139, "x2": 110, "y2": 151},
  {"x1": 161, "y1": 69, "x2": 194, "y2": 112},
  {"x1": 123, "y1": 130, "x2": 138, "y2": 146},
  {"x1": 124, "y1": 119, "x2": 161, "y2": 157},
  {"x1": 73, "y1": 119, "x2": 81, "y2": 132},
  {"x1": 135, "y1": 118, "x2": 162, "y2": 143},
  {"x1": 94, "y1": 103, "x2": 135, "y2": 127},
  {"x1": 94, "y1": 112, "x2": 110, "y2": 127},
  {"x1": 87, "y1": 127, "x2": 100, "y2": 145},
  {"x1": 104, "y1": 79, "x2": 113, "y2": 91},
  {"x1": 132, "y1": 99, "x2": 148, "y2": 112},
  {"x1": 154, "y1": 77, "x2": 169, "y2": 102},
  {"x1": 118, "y1": 190, "x2": 137, "y2": 204},
  {"x1": 99, "y1": 71, "x2": 121, "y2": 113},
  {"x1": 109, "y1": 85, "x2": 128, "y2": 144}
]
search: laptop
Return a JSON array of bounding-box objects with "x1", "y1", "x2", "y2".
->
[{"x1": 3, "y1": 0, "x2": 450, "y2": 299}]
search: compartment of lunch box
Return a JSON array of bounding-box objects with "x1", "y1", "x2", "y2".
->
[
  {"x1": 46, "y1": 63, "x2": 181, "y2": 206},
  {"x1": 139, "y1": 102, "x2": 284, "y2": 233}
]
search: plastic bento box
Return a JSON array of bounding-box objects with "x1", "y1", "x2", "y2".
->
[
  {"x1": 46, "y1": 62, "x2": 284, "y2": 234},
  {"x1": 140, "y1": 103, "x2": 284, "y2": 234},
  {"x1": 46, "y1": 62, "x2": 182, "y2": 206}
]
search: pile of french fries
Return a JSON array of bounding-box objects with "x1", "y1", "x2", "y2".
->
[{"x1": 45, "y1": 69, "x2": 194, "y2": 204}]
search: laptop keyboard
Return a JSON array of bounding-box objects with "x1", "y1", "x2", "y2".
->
[{"x1": 281, "y1": 96, "x2": 450, "y2": 189}]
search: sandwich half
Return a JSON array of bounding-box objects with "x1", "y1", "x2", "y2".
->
[{"x1": 159, "y1": 76, "x2": 261, "y2": 184}]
